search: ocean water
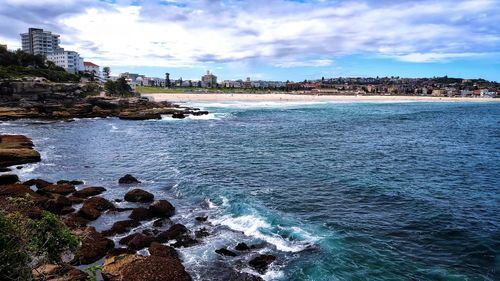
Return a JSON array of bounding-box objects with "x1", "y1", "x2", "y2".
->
[{"x1": 1, "y1": 101, "x2": 499, "y2": 280}]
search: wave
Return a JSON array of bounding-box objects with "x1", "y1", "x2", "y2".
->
[
  {"x1": 160, "y1": 112, "x2": 229, "y2": 121},
  {"x1": 186, "y1": 101, "x2": 330, "y2": 109},
  {"x1": 212, "y1": 213, "x2": 318, "y2": 253}
]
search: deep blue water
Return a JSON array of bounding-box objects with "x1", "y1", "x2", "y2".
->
[{"x1": 1, "y1": 101, "x2": 499, "y2": 280}]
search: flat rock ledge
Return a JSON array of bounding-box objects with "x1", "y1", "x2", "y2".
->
[{"x1": 0, "y1": 135, "x2": 41, "y2": 167}]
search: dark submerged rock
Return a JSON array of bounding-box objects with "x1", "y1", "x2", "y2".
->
[
  {"x1": 248, "y1": 255, "x2": 276, "y2": 274},
  {"x1": 0, "y1": 174, "x2": 19, "y2": 185},
  {"x1": 215, "y1": 248, "x2": 238, "y2": 257},
  {"x1": 235, "y1": 242, "x2": 251, "y2": 251},
  {"x1": 149, "y1": 199, "x2": 175, "y2": 217},
  {"x1": 118, "y1": 174, "x2": 141, "y2": 184}
]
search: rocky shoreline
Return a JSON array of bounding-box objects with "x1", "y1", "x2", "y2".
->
[
  {"x1": 0, "y1": 79, "x2": 208, "y2": 120},
  {"x1": 0, "y1": 136, "x2": 274, "y2": 281}
]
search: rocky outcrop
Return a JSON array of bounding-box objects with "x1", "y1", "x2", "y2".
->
[
  {"x1": 0, "y1": 135, "x2": 41, "y2": 167},
  {"x1": 215, "y1": 248, "x2": 238, "y2": 257},
  {"x1": 248, "y1": 255, "x2": 276, "y2": 274},
  {"x1": 77, "y1": 196, "x2": 114, "y2": 220},
  {"x1": 72, "y1": 186, "x2": 106, "y2": 198},
  {"x1": 148, "y1": 242, "x2": 178, "y2": 258},
  {"x1": 124, "y1": 189, "x2": 154, "y2": 203},
  {"x1": 0, "y1": 174, "x2": 19, "y2": 185},
  {"x1": 102, "y1": 254, "x2": 192, "y2": 281},
  {"x1": 38, "y1": 183, "x2": 76, "y2": 195},
  {"x1": 101, "y1": 219, "x2": 141, "y2": 236}
]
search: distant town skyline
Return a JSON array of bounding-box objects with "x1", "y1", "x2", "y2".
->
[{"x1": 0, "y1": 0, "x2": 499, "y2": 81}]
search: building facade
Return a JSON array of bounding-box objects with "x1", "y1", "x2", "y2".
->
[
  {"x1": 20, "y1": 28, "x2": 60, "y2": 55},
  {"x1": 84, "y1": 61, "x2": 100, "y2": 77},
  {"x1": 201, "y1": 70, "x2": 217, "y2": 87},
  {"x1": 47, "y1": 49, "x2": 84, "y2": 74}
]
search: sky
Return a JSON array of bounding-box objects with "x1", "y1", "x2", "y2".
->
[{"x1": 0, "y1": 0, "x2": 499, "y2": 82}]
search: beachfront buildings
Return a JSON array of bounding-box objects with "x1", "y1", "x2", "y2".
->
[
  {"x1": 21, "y1": 28, "x2": 60, "y2": 55},
  {"x1": 84, "y1": 62, "x2": 100, "y2": 77},
  {"x1": 46, "y1": 49, "x2": 84, "y2": 74},
  {"x1": 202, "y1": 71, "x2": 217, "y2": 88}
]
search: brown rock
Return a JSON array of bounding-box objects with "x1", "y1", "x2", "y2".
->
[
  {"x1": 101, "y1": 219, "x2": 141, "y2": 236},
  {"x1": 23, "y1": 178, "x2": 52, "y2": 189},
  {"x1": 106, "y1": 248, "x2": 136, "y2": 258},
  {"x1": 0, "y1": 135, "x2": 41, "y2": 167},
  {"x1": 155, "y1": 224, "x2": 188, "y2": 243},
  {"x1": 127, "y1": 233, "x2": 155, "y2": 250},
  {"x1": 102, "y1": 254, "x2": 192, "y2": 281},
  {"x1": 0, "y1": 184, "x2": 47, "y2": 203},
  {"x1": 129, "y1": 207, "x2": 154, "y2": 221},
  {"x1": 124, "y1": 189, "x2": 154, "y2": 203},
  {"x1": 118, "y1": 174, "x2": 141, "y2": 184},
  {"x1": 74, "y1": 227, "x2": 114, "y2": 265},
  {"x1": 149, "y1": 200, "x2": 175, "y2": 218},
  {"x1": 39, "y1": 183, "x2": 76, "y2": 195},
  {"x1": 72, "y1": 186, "x2": 106, "y2": 198},
  {"x1": 148, "y1": 242, "x2": 178, "y2": 258},
  {"x1": 77, "y1": 196, "x2": 114, "y2": 220},
  {"x1": 0, "y1": 174, "x2": 19, "y2": 185}
]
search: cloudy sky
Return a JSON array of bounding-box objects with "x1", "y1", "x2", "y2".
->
[{"x1": 1, "y1": 0, "x2": 499, "y2": 81}]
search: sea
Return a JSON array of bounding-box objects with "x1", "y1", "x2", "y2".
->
[{"x1": 1, "y1": 101, "x2": 499, "y2": 281}]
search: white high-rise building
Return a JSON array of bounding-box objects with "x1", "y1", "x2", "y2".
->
[
  {"x1": 20, "y1": 28, "x2": 60, "y2": 55},
  {"x1": 47, "y1": 49, "x2": 84, "y2": 74}
]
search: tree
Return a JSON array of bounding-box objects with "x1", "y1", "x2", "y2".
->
[
  {"x1": 103, "y1": 67, "x2": 110, "y2": 79},
  {"x1": 165, "y1": 73, "x2": 170, "y2": 88},
  {"x1": 179, "y1": 77, "x2": 183, "y2": 87}
]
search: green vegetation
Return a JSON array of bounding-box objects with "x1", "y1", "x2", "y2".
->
[
  {"x1": 104, "y1": 77, "x2": 134, "y2": 97},
  {"x1": 86, "y1": 265, "x2": 103, "y2": 281},
  {"x1": 0, "y1": 196, "x2": 80, "y2": 281},
  {"x1": 0, "y1": 46, "x2": 79, "y2": 82}
]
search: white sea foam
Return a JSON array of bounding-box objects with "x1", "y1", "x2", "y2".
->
[
  {"x1": 187, "y1": 101, "x2": 329, "y2": 109},
  {"x1": 160, "y1": 112, "x2": 228, "y2": 121},
  {"x1": 205, "y1": 198, "x2": 218, "y2": 209},
  {"x1": 212, "y1": 214, "x2": 316, "y2": 252}
]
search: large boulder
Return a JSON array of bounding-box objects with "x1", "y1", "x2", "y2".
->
[
  {"x1": 118, "y1": 174, "x2": 141, "y2": 184},
  {"x1": 74, "y1": 227, "x2": 114, "y2": 265},
  {"x1": 102, "y1": 254, "x2": 192, "y2": 281},
  {"x1": 148, "y1": 242, "x2": 178, "y2": 258},
  {"x1": 155, "y1": 224, "x2": 188, "y2": 243},
  {"x1": 0, "y1": 174, "x2": 19, "y2": 185},
  {"x1": 72, "y1": 186, "x2": 106, "y2": 198},
  {"x1": 248, "y1": 255, "x2": 276, "y2": 274},
  {"x1": 124, "y1": 189, "x2": 154, "y2": 203},
  {"x1": 149, "y1": 200, "x2": 175, "y2": 218},
  {"x1": 127, "y1": 233, "x2": 155, "y2": 251},
  {"x1": 23, "y1": 178, "x2": 52, "y2": 189},
  {"x1": 77, "y1": 196, "x2": 114, "y2": 220}
]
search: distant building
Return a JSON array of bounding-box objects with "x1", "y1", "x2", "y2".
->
[
  {"x1": 201, "y1": 70, "x2": 217, "y2": 87},
  {"x1": 84, "y1": 61, "x2": 100, "y2": 77},
  {"x1": 47, "y1": 49, "x2": 84, "y2": 74},
  {"x1": 20, "y1": 28, "x2": 60, "y2": 55}
]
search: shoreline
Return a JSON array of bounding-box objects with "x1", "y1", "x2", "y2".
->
[{"x1": 145, "y1": 93, "x2": 499, "y2": 103}]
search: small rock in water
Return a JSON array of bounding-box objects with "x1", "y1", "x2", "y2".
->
[
  {"x1": 215, "y1": 248, "x2": 237, "y2": 257},
  {"x1": 149, "y1": 200, "x2": 175, "y2": 218},
  {"x1": 195, "y1": 216, "x2": 208, "y2": 222},
  {"x1": 118, "y1": 174, "x2": 141, "y2": 184},
  {"x1": 16, "y1": 166, "x2": 23, "y2": 169},
  {"x1": 248, "y1": 255, "x2": 276, "y2": 274},
  {"x1": 195, "y1": 228, "x2": 210, "y2": 238},
  {"x1": 235, "y1": 242, "x2": 251, "y2": 251},
  {"x1": 124, "y1": 189, "x2": 154, "y2": 203}
]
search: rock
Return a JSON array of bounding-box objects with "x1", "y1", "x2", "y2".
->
[
  {"x1": 43, "y1": 194, "x2": 72, "y2": 214},
  {"x1": 32, "y1": 263, "x2": 88, "y2": 281},
  {"x1": 171, "y1": 236, "x2": 198, "y2": 248},
  {"x1": 148, "y1": 242, "x2": 178, "y2": 258},
  {"x1": 101, "y1": 219, "x2": 141, "y2": 236},
  {"x1": 124, "y1": 189, "x2": 154, "y2": 203},
  {"x1": 67, "y1": 196, "x2": 84, "y2": 204},
  {"x1": 0, "y1": 174, "x2": 19, "y2": 185},
  {"x1": 129, "y1": 207, "x2": 155, "y2": 221},
  {"x1": 235, "y1": 242, "x2": 251, "y2": 251},
  {"x1": 195, "y1": 228, "x2": 210, "y2": 238},
  {"x1": 155, "y1": 224, "x2": 188, "y2": 243},
  {"x1": 69, "y1": 180, "x2": 84, "y2": 185},
  {"x1": 0, "y1": 167, "x2": 10, "y2": 172},
  {"x1": 248, "y1": 255, "x2": 276, "y2": 274},
  {"x1": 118, "y1": 174, "x2": 141, "y2": 184},
  {"x1": 39, "y1": 183, "x2": 76, "y2": 195},
  {"x1": 63, "y1": 214, "x2": 90, "y2": 229},
  {"x1": 60, "y1": 206, "x2": 75, "y2": 215},
  {"x1": 149, "y1": 200, "x2": 175, "y2": 218},
  {"x1": 72, "y1": 186, "x2": 106, "y2": 198},
  {"x1": 195, "y1": 216, "x2": 208, "y2": 222},
  {"x1": 0, "y1": 135, "x2": 41, "y2": 167},
  {"x1": 23, "y1": 178, "x2": 52, "y2": 189},
  {"x1": 153, "y1": 218, "x2": 171, "y2": 228},
  {"x1": 127, "y1": 233, "x2": 155, "y2": 250},
  {"x1": 227, "y1": 271, "x2": 264, "y2": 281},
  {"x1": 0, "y1": 184, "x2": 47, "y2": 203},
  {"x1": 102, "y1": 254, "x2": 192, "y2": 281},
  {"x1": 106, "y1": 248, "x2": 136, "y2": 258},
  {"x1": 118, "y1": 111, "x2": 161, "y2": 120},
  {"x1": 74, "y1": 227, "x2": 114, "y2": 265},
  {"x1": 215, "y1": 248, "x2": 237, "y2": 257},
  {"x1": 172, "y1": 112, "x2": 186, "y2": 119},
  {"x1": 77, "y1": 196, "x2": 114, "y2": 220}
]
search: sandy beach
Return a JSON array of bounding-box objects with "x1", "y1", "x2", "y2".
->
[{"x1": 145, "y1": 93, "x2": 498, "y2": 103}]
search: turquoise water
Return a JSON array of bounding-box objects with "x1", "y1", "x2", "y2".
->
[{"x1": 1, "y1": 101, "x2": 499, "y2": 280}]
